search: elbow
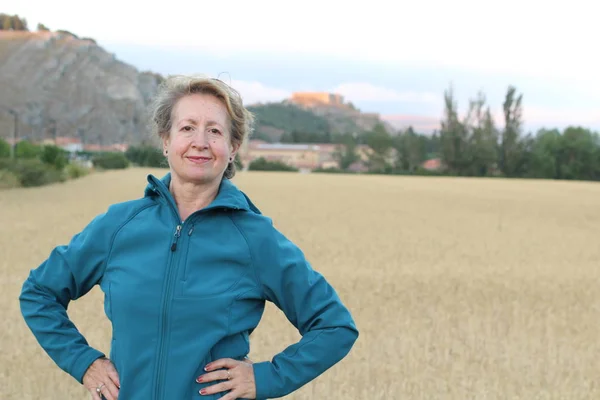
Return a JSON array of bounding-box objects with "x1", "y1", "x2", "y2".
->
[{"x1": 340, "y1": 324, "x2": 359, "y2": 354}]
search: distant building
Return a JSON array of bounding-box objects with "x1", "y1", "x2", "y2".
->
[
  {"x1": 240, "y1": 140, "x2": 341, "y2": 171},
  {"x1": 50, "y1": 137, "x2": 83, "y2": 153}
]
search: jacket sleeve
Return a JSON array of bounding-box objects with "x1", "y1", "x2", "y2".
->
[
  {"x1": 250, "y1": 224, "x2": 359, "y2": 399},
  {"x1": 19, "y1": 210, "x2": 116, "y2": 384}
]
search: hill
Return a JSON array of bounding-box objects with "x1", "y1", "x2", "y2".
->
[
  {"x1": 248, "y1": 96, "x2": 398, "y2": 142},
  {"x1": 0, "y1": 29, "x2": 398, "y2": 147},
  {"x1": 0, "y1": 30, "x2": 162, "y2": 145}
]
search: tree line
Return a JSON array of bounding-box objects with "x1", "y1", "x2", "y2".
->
[
  {"x1": 288, "y1": 86, "x2": 600, "y2": 181},
  {"x1": 0, "y1": 12, "x2": 54, "y2": 32}
]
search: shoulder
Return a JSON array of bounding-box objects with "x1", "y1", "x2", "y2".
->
[
  {"x1": 230, "y1": 210, "x2": 305, "y2": 264},
  {"x1": 83, "y1": 197, "x2": 157, "y2": 237}
]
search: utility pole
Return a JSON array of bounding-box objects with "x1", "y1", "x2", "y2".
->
[{"x1": 8, "y1": 109, "x2": 18, "y2": 159}]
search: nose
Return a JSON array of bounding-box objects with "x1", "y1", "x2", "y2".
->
[{"x1": 190, "y1": 129, "x2": 209, "y2": 149}]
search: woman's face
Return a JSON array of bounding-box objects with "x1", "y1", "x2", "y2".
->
[{"x1": 163, "y1": 93, "x2": 237, "y2": 186}]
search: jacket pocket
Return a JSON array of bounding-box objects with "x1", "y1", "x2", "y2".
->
[
  {"x1": 103, "y1": 281, "x2": 113, "y2": 321},
  {"x1": 110, "y1": 338, "x2": 118, "y2": 365}
]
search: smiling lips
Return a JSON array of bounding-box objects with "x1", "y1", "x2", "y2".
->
[{"x1": 187, "y1": 156, "x2": 212, "y2": 164}]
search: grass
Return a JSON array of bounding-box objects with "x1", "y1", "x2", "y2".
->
[{"x1": 1, "y1": 168, "x2": 600, "y2": 399}]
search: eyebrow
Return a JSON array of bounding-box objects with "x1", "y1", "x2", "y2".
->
[{"x1": 177, "y1": 118, "x2": 224, "y2": 128}]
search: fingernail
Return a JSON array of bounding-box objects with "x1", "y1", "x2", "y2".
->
[
  {"x1": 204, "y1": 363, "x2": 211, "y2": 370},
  {"x1": 196, "y1": 376, "x2": 203, "y2": 383},
  {"x1": 200, "y1": 389, "x2": 207, "y2": 395}
]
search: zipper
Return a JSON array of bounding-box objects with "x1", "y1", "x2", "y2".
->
[
  {"x1": 149, "y1": 177, "x2": 233, "y2": 400},
  {"x1": 153, "y1": 223, "x2": 182, "y2": 400},
  {"x1": 171, "y1": 225, "x2": 182, "y2": 251}
]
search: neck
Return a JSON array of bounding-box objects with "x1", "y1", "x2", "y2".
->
[{"x1": 169, "y1": 174, "x2": 222, "y2": 222}]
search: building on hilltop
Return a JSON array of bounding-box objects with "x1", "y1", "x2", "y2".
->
[{"x1": 289, "y1": 92, "x2": 346, "y2": 108}]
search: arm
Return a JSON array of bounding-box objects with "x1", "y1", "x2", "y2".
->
[
  {"x1": 250, "y1": 225, "x2": 359, "y2": 399},
  {"x1": 19, "y1": 210, "x2": 116, "y2": 384}
]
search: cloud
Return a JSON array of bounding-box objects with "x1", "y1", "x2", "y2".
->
[
  {"x1": 381, "y1": 114, "x2": 441, "y2": 133},
  {"x1": 229, "y1": 80, "x2": 290, "y2": 105},
  {"x1": 522, "y1": 107, "x2": 600, "y2": 126},
  {"x1": 332, "y1": 83, "x2": 441, "y2": 104}
]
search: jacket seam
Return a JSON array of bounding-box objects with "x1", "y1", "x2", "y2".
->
[
  {"x1": 101, "y1": 202, "x2": 158, "y2": 280},
  {"x1": 228, "y1": 213, "x2": 264, "y2": 296}
]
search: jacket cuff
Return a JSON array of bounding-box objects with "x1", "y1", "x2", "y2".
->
[
  {"x1": 253, "y1": 361, "x2": 276, "y2": 399},
  {"x1": 71, "y1": 348, "x2": 106, "y2": 384}
]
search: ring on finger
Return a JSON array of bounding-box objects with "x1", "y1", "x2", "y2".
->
[
  {"x1": 226, "y1": 369, "x2": 231, "y2": 380},
  {"x1": 96, "y1": 383, "x2": 106, "y2": 393}
]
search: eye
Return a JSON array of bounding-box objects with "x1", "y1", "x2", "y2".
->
[
  {"x1": 181, "y1": 126, "x2": 193, "y2": 132},
  {"x1": 209, "y1": 128, "x2": 221, "y2": 135}
]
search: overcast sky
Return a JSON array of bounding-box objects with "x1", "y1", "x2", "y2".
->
[{"x1": 5, "y1": 0, "x2": 600, "y2": 132}]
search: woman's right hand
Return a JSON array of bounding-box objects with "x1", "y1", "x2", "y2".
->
[{"x1": 83, "y1": 357, "x2": 121, "y2": 400}]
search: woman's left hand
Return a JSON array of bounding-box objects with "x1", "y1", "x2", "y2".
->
[{"x1": 197, "y1": 357, "x2": 256, "y2": 399}]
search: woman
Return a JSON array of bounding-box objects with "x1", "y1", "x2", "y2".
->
[{"x1": 19, "y1": 75, "x2": 359, "y2": 400}]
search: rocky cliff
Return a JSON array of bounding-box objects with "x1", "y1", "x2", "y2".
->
[{"x1": 0, "y1": 31, "x2": 162, "y2": 145}]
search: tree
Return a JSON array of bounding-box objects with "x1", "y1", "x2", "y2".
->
[
  {"x1": 0, "y1": 14, "x2": 12, "y2": 30},
  {"x1": 440, "y1": 84, "x2": 469, "y2": 175},
  {"x1": 529, "y1": 128, "x2": 561, "y2": 179},
  {"x1": 0, "y1": 14, "x2": 28, "y2": 31},
  {"x1": 364, "y1": 123, "x2": 393, "y2": 172},
  {"x1": 40, "y1": 145, "x2": 69, "y2": 170},
  {"x1": 15, "y1": 141, "x2": 42, "y2": 159},
  {"x1": 500, "y1": 86, "x2": 524, "y2": 177},
  {"x1": 558, "y1": 126, "x2": 597, "y2": 180},
  {"x1": 464, "y1": 91, "x2": 498, "y2": 176},
  {"x1": 333, "y1": 134, "x2": 359, "y2": 170},
  {"x1": 37, "y1": 23, "x2": 50, "y2": 31},
  {"x1": 394, "y1": 126, "x2": 427, "y2": 173}
]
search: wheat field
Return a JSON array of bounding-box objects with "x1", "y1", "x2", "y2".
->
[{"x1": 1, "y1": 168, "x2": 600, "y2": 399}]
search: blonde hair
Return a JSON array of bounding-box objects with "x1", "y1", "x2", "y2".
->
[{"x1": 149, "y1": 74, "x2": 254, "y2": 179}]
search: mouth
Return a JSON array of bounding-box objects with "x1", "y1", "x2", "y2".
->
[{"x1": 186, "y1": 156, "x2": 212, "y2": 164}]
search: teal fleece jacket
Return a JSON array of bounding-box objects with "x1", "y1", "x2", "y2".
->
[{"x1": 19, "y1": 173, "x2": 359, "y2": 399}]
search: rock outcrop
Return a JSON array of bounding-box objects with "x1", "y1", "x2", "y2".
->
[{"x1": 0, "y1": 31, "x2": 163, "y2": 145}]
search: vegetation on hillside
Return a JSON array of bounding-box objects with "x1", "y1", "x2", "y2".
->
[
  {"x1": 0, "y1": 13, "x2": 28, "y2": 31},
  {"x1": 247, "y1": 103, "x2": 333, "y2": 142}
]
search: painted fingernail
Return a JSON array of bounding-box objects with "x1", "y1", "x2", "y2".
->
[
  {"x1": 200, "y1": 389, "x2": 207, "y2": 395},
  {"x1": 196, "y1": 376, "x2": 203, "y2": 383}
]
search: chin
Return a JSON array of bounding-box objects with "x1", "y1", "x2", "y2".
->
[{"x1": 178, "y1": 169, "x2": 222, "y2": 185}]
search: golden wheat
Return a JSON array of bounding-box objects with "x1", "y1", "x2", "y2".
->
[{"x1": 1, "y1": 168, "x2": 599, "y2": 399}]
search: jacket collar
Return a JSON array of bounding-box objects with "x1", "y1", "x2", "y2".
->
[{"x1": 144, "y1": 172, "x2": 262, "y2": 215}]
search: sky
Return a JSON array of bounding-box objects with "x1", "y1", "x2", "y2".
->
[{"x1": 4, "y1": 0, "x2": 600, "y2": 133}]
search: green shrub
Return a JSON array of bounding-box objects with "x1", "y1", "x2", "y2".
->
[
  {"x1": 11, "y1": 159, "x2": 65, "y2": 187},
  {"x1": 125, "y1": 145, "x2": 166, "y2": 167},
  {"x1": 0, "y1": 138, "x2": 10, "y2": 158},
  {"x1": 313, "y1": 167, "x2": 346, "y2": 174},
  {"x1": 0, "y1": 158, "x2": 12, "y2": 170},
  {"x1": 40, "y1": 145, "x2": 69, "y2": 170},
  {"x1": 15, "y1": 141, "x2": 42, "y2": 159},
  {"x1": 65, "y1": 163, "x2": 90, "y2": 179},
  {"x1": 248, "y1": 157, "x2": 298, "y2": 172},
  {"x1": 92, "y1": 152, "x2": 130, "y2": 169},
  {"x1": 0, "y1": 169, "x2": 20, "y2": 189}
]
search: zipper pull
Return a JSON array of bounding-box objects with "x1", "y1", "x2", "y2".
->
[
  {"x1": 188, "y1": 225, "x2": 194, "y2": 236},
  {"x1": 171, "y1": 224, "x2": 182, "y2": 251}
]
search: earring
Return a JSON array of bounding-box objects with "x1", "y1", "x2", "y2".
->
[{"x1": 164, "y1": 149, "x2": 168, "y2": 156}]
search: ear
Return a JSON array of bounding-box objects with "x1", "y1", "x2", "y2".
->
[
  {"x1": 161, "y1": 134, "x2": 170, "y2": 156},
  {"x1": 229, "y1": 141, "x2": 241, "y2": 161}
]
